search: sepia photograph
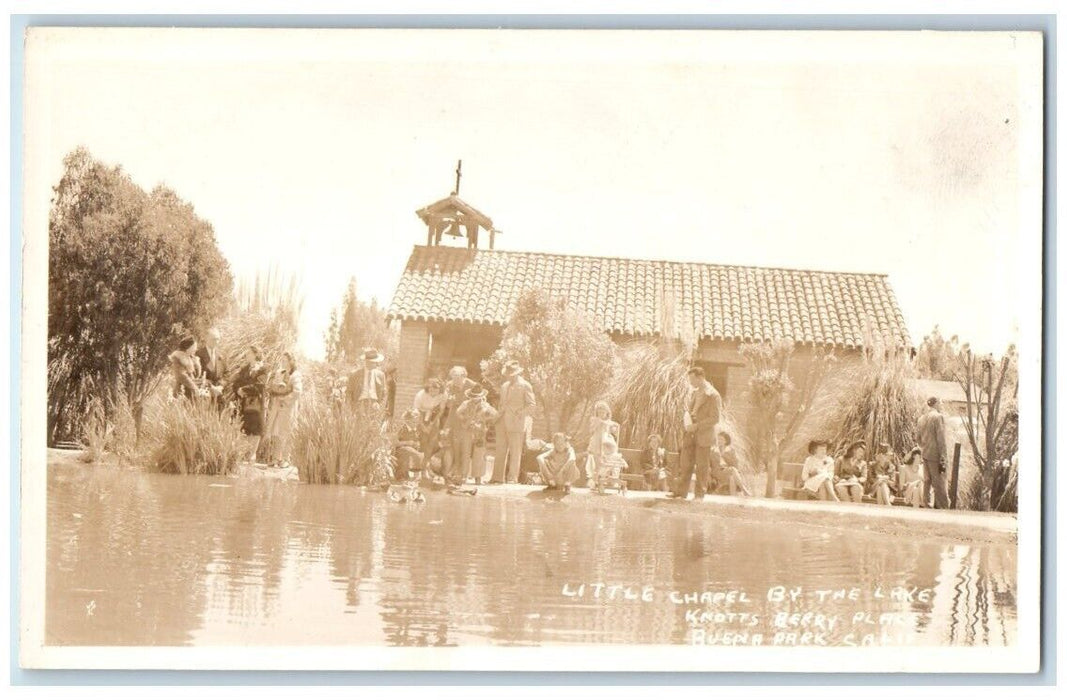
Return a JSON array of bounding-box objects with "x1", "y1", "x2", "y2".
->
[{"x1": 17, "y1": 26, "x2": 1044, "y2": 673}]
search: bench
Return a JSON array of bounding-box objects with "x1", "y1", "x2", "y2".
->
[
  {"x1": 619, "y1": 448, "x2": 679, "y2": 491},
  {"x1": 778, "y1": 462, "x2": 812, "y2": 500}
]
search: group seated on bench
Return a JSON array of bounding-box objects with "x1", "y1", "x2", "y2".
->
[{"x1": 781, "y1": 439, "x2": 921, "y2": 507}]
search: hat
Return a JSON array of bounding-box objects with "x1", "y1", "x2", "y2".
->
[
  {"x1": 362, "y1": 348, "x2": 384, "y2": 363},
  {"x1": 502, "y1": 360, "x2": 523, "y2": 377},
  {"x1": 927, "y1": 396, "x2": 940, "y2": 407},
  {"x1": 465, "y1": 386, "x2": 487, "y2": 400}
]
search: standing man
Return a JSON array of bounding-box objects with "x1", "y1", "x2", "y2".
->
[
  {"x1": 196, "y1": 328, "x2": 227, "y2": 407},
  {"x1": 491, "y1": 361, "x2": 536, "y2": 484},
  {"x1": 347, "y1": 348, "x2": 387, "y2": 410},
  {"x1": 454, "y1": 386, "x2": 498, "y2": 485},
  {"x1": 917, "y1": 396, "x2": 950, "y2": 509},
  {"x1": 670, "y1": 366, "x2": 722, "y2": 501}
]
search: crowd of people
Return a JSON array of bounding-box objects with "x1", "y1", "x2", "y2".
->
[
  {"x1": 167, "y1": 336, "x2": 998, "y2": 510},
  {"x1": 799, "y1": 396, "x2": 970, "y2": 509},
  {"x1": 168, "y1": 330, "x2": 304, "y2": 467}
]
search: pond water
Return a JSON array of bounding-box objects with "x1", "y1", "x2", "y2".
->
[{"x1": 47, "y1": 463, "x2": 1017, "y2": 647}]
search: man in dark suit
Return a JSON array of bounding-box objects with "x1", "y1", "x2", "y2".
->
[
  {"x1": 670, "y1": 366, "x2": 722, "y2": 500},
  {"x1": 917, "y1": 396, "x2": 950, "y2": 508},
  {"x1": 347, "y1": 348, "x2": 387, "y2": 410},
  {"x1": 196, "y1": 328, "x2": 227, "y2": 406}
]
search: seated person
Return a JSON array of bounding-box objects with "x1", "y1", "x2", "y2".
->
[
  {"x1": 802, "y1": 439, "x2": 839, "y2": 501},
  {"x1": 713, "y1": 432, "x2": 751, "y2": 496},
  {"x1": 898, "y1": 447, "x2": 925, "y2": 508},
  {"x1": 642, "y1": 433, "x2": 670, "y2": 491},
  {"x1": 835, "y1": 441, "x2": 868, "y2": 503},
  {"x1": 536, "y1": 432, "x2": 580, "y2": 492},
  {"x1": 422, "y1": 428, "x2": 454, "y2": 484},
  {"x1": 868, "y1": 442, "x2": 897, "y2": 505}
]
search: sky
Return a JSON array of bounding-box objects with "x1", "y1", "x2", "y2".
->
[{"x1": 25, "y1": 29, "x2": 1042, "y2": 359}]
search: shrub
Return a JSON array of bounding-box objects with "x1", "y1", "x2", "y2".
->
[
  {"x1": 818, "y1": 352, "x2": 923, "y2": 459},
  {"x1": 146, "y1": 398, "x2": 246, "y2": 475},
  {"x1": 291, "y1": 400, "x2": 395, "y2": 486}
]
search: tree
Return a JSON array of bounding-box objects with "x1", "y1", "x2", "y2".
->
[
  {"x1": 915, "y1": 325, "x2": 962, "y2": 381},
  {"x1": 48, "y1": 148, "x2": 233, "y2": 443},
  {"x1": 958, "y1": 345, "x2": 1019, "y2": 511},
  {"x1": 324, "y1": 278, "x2": 398, "y2": 365},
  {"x1": 738, "y1": 339, "x2": 835, "y2": 497},
  {"x1": 480, "y1": 288, "x2": 617, "y2": 435}
]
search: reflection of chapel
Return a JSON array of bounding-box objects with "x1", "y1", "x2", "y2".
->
[{"x1": 387, "y1": 162, "x2": 912, "y2": 445}]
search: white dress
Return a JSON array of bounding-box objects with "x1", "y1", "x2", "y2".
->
[{"x1": 802, "y1": 455, "x2": 834, "y2": 494}]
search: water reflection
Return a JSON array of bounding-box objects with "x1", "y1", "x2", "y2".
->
[{"x1": 46, "y1": 464, "x2": 1017, "y2": 647}]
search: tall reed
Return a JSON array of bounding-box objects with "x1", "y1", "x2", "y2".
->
[
  {"x1": 146, "y1": 397, "x2": 246, "y2": 475},
  {"x1": 291, "y1": 398, "x2": 395, "y2": 486}
]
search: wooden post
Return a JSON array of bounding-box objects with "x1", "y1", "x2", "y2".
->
[{"x1": 949, "y1": 442, "x2": 962, "y2": 509}]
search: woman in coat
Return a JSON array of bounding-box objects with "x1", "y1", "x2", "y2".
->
[{"x1": 264, "y1": 351, "x2": 302, "y2": 467}]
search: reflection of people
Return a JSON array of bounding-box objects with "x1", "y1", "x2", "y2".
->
[
  {"x1": 264, "y1": 351, "x2": 302, "y2": 466},
  {"x1": 537, "y1": 433, "x2": 579, "y2": 492},
  {"x1": 642, "y1": 434, "x2": 669, "y2": 491},
  {"x1": 802, "y1": 440, "x2": 839, "y2": 501},
  {"x1": 346, "y1": 348, "x2": 386, "y2": 409},
  {"x1": 491, "y1": 361, "x2": 536, "y2": 484},
  {"x1": 917, "y1": 396, "x2": 950, "y2": 509},
  {"x1": 835, "y1": 441, "x2": 867, "y2": 503},
  {"x1": 899, "y1": 447, "x2": 925, "y2": 508},
  {"x1": 671, "y1": 367, "x2": 721, "y2": 500}
]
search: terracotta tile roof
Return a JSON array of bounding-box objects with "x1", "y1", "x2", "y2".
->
[{"x1": 387, "y1": 245, "x2": 912, "y2": 349}]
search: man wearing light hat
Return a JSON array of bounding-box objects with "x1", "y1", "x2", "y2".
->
[
  {"x1": 454, "y1": 385, "x2": 498, "y2": 485},
  {"x1": 346, "y1": 348, "x2": 387, "y2": 409},
  {"x1": 491, "y1": 360, "x2": 536, "y2": 484}
]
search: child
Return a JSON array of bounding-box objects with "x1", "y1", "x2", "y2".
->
[
  {"x1": 536, "y1": 432, "x2": 579, "y2": 492},
  {"x1": 394, "y1": 409, "x2": 424, "y2": 481},
  {"x1": 642, "y1": 433, "x2": 670, "y2": 491},
  {"x1": 898, "y1": 447, "x2": 925, "y2": 508},
  {"x1": 802, "y1": 440, "x2": 839, "y2": 501},
  {"x1": 868, "y1": 442, "x2": 897, "y2": 505},
  {"x1": 714, "y1": 432, "x2": 751, "y2": 496}
]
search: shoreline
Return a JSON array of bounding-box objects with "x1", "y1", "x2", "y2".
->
[{"x1": 47, "y1": 448, "x2": 1017, "y2": 547}]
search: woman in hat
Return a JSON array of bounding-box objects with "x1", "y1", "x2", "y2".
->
[
  {"x1": 454, "y1": 385, "x2": 498, "y2": 485},
  {"x1": 834, "y1": 440, "x2": 868, "y2": 503},
  {"x1": 801, "y1": 439, "x2": 839, "y2": 501},
  {"x1": 169, "y1": 336, "x2": 206, "y2": 400}
]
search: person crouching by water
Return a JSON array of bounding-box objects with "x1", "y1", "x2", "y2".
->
[
  {"x1": 170, "y1": 336, "x2": 208, "y2": 400},
  {"x1": 642, "y1": 433, "x2": 670, "y2": 491},
  {"x1": 232, "y1": 345, "x2": 268, "y2": 464},
  {"x1": 537, "y1": 432, "x2": 579, "y2": 493},
  {"x1": 264, "y1": 351, "x2": 302, "y2": 467},
  {"x1": 412, "y1": 378, "x2": 446, "y2": 477},
  {"x1": 713, "y1": 432, "x2": 751, "y2": 496},
  {"x1": 454, "y1": 385, "x2": 498, "y2": 485},
  {"x1": 394, "y1": 409, "x2": 424, "y2": 481},
  {"x1": 868, "y1": 442, "x2": 897, "y2": 505},
  {"x1": 802, "y1": 439, "x2": 839, "y2": 501},
  {"x1": 835, "y1": 440, "x2": 868, "y2": 503},
  {"x1": 898, "y1": 447, "x2": 925, "y2": 508}
]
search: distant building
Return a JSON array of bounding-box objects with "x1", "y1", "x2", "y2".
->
[{"x1": 385, "y1": 183, "x2": 912, "y2": 444}]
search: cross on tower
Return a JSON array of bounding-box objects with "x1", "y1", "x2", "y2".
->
[{"x1": 453, "y1": 159, "x2": 462, "y2": 196}]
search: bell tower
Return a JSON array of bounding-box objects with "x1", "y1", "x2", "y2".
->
[{"x1": 415, "y1": 160, "x2": 499, "y2": 249}]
